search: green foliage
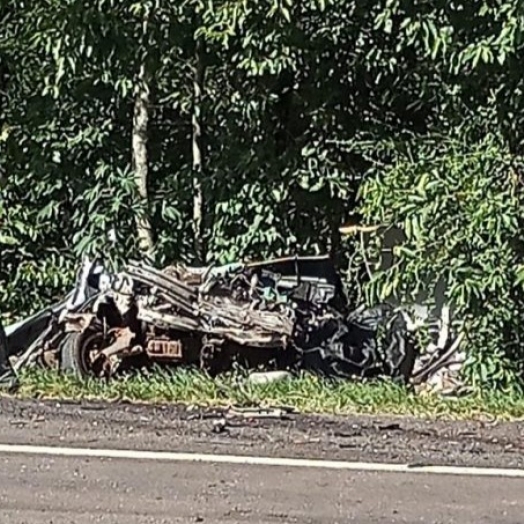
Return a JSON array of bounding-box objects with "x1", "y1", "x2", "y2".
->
[
  {"x1": 357, "y1": 129, "x2": 524, "y2": 391},
  {"x1": 2, "y1": 0, "x2": 524, "y2": 389}
]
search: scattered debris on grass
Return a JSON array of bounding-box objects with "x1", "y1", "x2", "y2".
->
[{"x1": 14, "y1": 368, "x2": 524, "y2": 421}]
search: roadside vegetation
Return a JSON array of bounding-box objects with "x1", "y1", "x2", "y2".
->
[
  {"x1": 2, "y1": 2, "x2": 524, "y2": 393},
  {"x1": 17, "y1": 368, "x2": 524, "y2": 421}
]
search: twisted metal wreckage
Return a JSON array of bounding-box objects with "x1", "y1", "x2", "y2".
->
[{"x1": 4, "y1": 255, "x2": 464, "y2": 391}]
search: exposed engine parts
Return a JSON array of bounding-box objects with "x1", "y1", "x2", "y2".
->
[{"x1": 3, "y1": 254, "x2": 463, "y2": 390}]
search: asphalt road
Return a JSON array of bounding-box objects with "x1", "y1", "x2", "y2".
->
[
  {"x1": 0, "y1": 398, "x2": 522, "y2": 523},
  {"x1": 0, "y1": 452, "x2": 522, "y2": 523}
]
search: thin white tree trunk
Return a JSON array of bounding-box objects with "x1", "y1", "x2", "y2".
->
[
  {"x1": 192, "y1": 38, "x2": 205, "y2": 263},
  {"x1": 131, "y1": 26, "x2": 155, "y2": 258}
]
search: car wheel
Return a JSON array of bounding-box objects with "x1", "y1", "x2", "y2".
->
[{"x1": 60, "y1": 323, "x2": 107, "y2": 378}]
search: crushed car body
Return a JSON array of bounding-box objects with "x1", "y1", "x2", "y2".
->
[{"x1": 5, "y1": 254, "x2": 418, "y2": 383}]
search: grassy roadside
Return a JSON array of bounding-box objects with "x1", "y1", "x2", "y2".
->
[{"x1": 13, "y1": 368, "x2": 524, "y2": 421}]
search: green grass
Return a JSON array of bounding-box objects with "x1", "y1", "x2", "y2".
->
[{"x1": 13, "y1": 367, "x2": 524, "y2": 421}]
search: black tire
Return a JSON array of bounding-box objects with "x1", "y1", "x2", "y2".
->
[
  {"x1": 0, "y1": 318, "x2": 19, "y2": 390},
  {"x1": 60, "y1": 324, "x2": 106, "y2": 378}
]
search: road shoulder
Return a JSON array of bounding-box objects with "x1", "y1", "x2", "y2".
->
[{"x1": 0, "y1": 397, "x2": 522, "y2": 469}]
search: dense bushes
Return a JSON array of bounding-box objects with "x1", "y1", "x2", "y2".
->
[
  {"x1": 357, "y1": 131, "x2": 524, "y2": 390},
  {"x1": 1, "y1": 1, "x2": 524, "y2": 389}
]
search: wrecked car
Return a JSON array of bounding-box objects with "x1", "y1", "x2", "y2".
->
[{"x1": 6, "y1": 255, "x2": 417, "y2": 383}]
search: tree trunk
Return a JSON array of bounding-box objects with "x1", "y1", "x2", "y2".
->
[
  {"x1": 0, "y1": 58, "x2": 9, "y2": 189},
  {"x1": 132, "y1": 61, "x2": 155, "y2": 258},
  {"x1": 192, "y1": 38, "x2": 205, "y2": 264}
]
